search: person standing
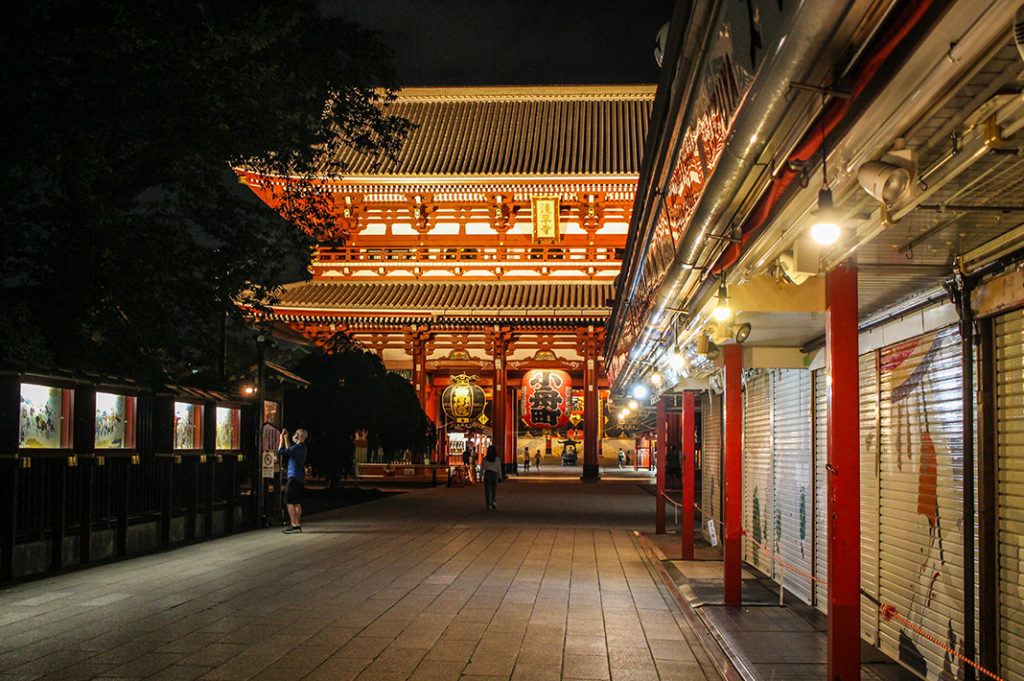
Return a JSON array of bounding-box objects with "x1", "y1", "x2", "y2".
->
[
  {"x1": 279, "y1": 428, "x2": 308, "y2": 534},
  {"x1": 618, "y1": 447, "x2": 625, "y2": 469},
  {"x1": 522, "y1": 446, "x2": 530, "y2": 472},
  {"x1": 534, "y1": 450, "x2": 541, "y2": 470},
  {"x1": 481, "y1": 444, "x2": 502, "y2": 510}
]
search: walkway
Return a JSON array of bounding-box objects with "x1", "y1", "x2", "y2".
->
[{"x1": 0, "y1": 476, "x2": 723, "y2": 681}]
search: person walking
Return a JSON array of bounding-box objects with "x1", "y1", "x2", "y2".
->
[
  {"x1": 522, "y1": 446, "x2": 530, "y2": 472},
  {"x1": 279, "y1": 428, "x2": 308, "y2": 534},
  {"x1": 535, "y1": 450, "x2": 541, "y2": 470},
  {"x1": 618, "y1": 447, "x2": 625, "y2": 469},
  {"x1": 481, "y1": 444, "x2": 502, "y2": 510}
]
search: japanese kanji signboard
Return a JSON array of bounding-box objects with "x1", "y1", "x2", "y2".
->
[{"x1": 522, "y1": 369, "x2": 572, "y2": 429}]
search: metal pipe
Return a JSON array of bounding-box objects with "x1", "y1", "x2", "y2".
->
[{"x1": 612, "y1": 0, "x2": 855, "y2": 391}]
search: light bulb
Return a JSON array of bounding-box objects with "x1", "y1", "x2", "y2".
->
[
  {"x1": 650, "y1": 372, "x2": 662, "y2": 386},
  {"x1": 628, "y1": 400, "x2": 639, "y2": 411},
  {"x1": 670, "y1": 353, "x2": 686, "y2": 370},
  {"x1": 632, "y1": 384, "x2": 649, "y2": 399},
  {"x1": 811, "y1": 188, "x2": 841, "y2": 245}
]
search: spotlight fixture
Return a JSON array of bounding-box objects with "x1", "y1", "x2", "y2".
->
[
  {"x1": 712, "y1": 280, "x2": 732, "y2": 321},
  {"x1": 857, "y1": 161, "x2": 912, "y2": 205},
  {"x1": 734, "y1": 322, "x2": 752, "y2": 344}
]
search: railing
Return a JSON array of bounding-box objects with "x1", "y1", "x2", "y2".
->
[
  {"x1": 316, "y1": 244, "x2": 621, "y2": 265},
  {"x1": 355, "y1": 463, "x2": 447, "y2": 485}
]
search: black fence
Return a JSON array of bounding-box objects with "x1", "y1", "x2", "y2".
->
[{"x1": 0, "y1": 372, "x2": 261, "y2": 582}]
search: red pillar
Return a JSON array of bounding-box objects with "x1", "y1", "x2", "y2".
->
[
  {"x1": 827, "y1": 264, "x2": 861, "y2": 681},
  {"x1": 505, "y1": 387, "x2": 516, "y2": 473},
  {"x1": 682, "y1": 391, "x2": 695, "y2": 560},
  {"x1": 492, "y1": 335, "x2": 508, "y2": 472},
  {"x1": 656, "y1": 398, "x2": 668, "y2": 533},
  {"x1": 582, "y1": 333, "x2": 601, "y2": 481},
  {"x1": 723, "y1": 343, "x2": 743, "y2": 605}
]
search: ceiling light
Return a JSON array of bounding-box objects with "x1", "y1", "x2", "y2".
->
[
  {"x1": 632, "y1": 384, "x2": 649, "y2": 400},
  {"x1": 628, "y1": 400, "x2": 639, "y2": 411},
  {"x1": 670, "y1": 352, "x2": 687, "y2": 371},
  {"x1": 810, "y1": 188, "x2": 841, "y2": 245},
  {"x1": 649, "y1": 372, "x2": 662, "y2": 386},
  {"x1": 712, "y1": 281, "x2": 732, "y2": 321}
]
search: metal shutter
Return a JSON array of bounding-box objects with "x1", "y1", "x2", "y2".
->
[
  {"x1": 997, "y1": 308, "x2": 1024, "y2": 679},
  {"x1": 772, "y1": 369, "x2": 813, "y2": 604},
  {"x1": 743, "y1": 371, "x2": 773, "y2": 574},
  {"x1": 876, "y1": 327, "x2": 965, "y2": 680},
  {"x1": 861, "y1": 350, "x2": 881, "y2": 643},
  {"x1": 702, "y1": 392, "x2": 723, "y2": 543},
  {"x1": 813, "y1": 367, "x2": 828, "y2": 612}
]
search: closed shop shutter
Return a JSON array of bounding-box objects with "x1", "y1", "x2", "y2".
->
[
  {"x1": 876, "y1": 327, "x2": 965, "y2": 680},
  {"x1": 997, "y1": 308, "x2": 1024, "y2": 679},
  {"x1": 861, "y1": 350, "x2": 881, "y2": 643},
  {"x1": 702, "y1": 392, "x2": 723, "y2": 543},
  {"x1": 743, "y1": 371, "x2": 773, "y2": 575},
  {"x1": 772, "y1": 369, "x2": 813, "y2": 604},
  {"x1": 813, "y1": 367, "x2": 828, "y2": 612}
]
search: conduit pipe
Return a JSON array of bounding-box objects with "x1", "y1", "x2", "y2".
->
[{"x1": 611, "y1": 0, "x2": 855, "y2": 392}]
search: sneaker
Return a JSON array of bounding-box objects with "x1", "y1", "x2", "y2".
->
[{"x1": 282, "y1": 526, "x2": 302, "y2": 534}]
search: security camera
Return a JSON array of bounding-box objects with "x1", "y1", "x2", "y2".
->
[{"x1": 857, "y1": 161, "x2": 912, "y2": 205}]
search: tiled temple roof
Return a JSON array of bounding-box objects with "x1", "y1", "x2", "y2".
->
[
  {"x1": 321, "y1": 85, "x2": 655, "y2": 177},
  {"x1": 272, "y1": 281, "x2": 614, "y2": 316}
]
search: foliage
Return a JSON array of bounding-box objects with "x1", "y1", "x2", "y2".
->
[
  {"x1": 0, "y1": 1, "x2": 412, "y2": 382},
  {"x1": 285, "y1": 333, "x2": 434, "y2": 486}
]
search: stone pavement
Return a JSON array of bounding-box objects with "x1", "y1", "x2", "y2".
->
[{"x1": 0, "y1": 474, "x2": 725, "y2": 681}]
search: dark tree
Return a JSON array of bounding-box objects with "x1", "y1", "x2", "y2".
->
[
  {"x1": 286, "y1": 333, "x2": 434, "y2": 487},
  {"x1": 0, "y1": 1, "x2": 412, "y2": 381}
]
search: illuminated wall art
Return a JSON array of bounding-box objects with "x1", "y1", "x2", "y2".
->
[
  {"x1": 174, "y1": 402, "x2": 202, "y2": 450},
  {"x1": 95, "y1": 392, "x2": 136, "y2": 449},
  {"x1": 216, "y1": 407, "x2": 240, "y2": 450},
  {"x1": 19, "y1": 383, "x2": 72, "y2": 449}
]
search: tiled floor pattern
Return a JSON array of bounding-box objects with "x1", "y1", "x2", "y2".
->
[{"x1": 0, "y1": 479, "x2": 722, "y2": 681}]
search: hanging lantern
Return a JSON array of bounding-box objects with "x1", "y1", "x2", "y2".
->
[
  {"x1": 441, "y1": 374, "x2": 486, "y2": 425},
  {"x1": 521, "y1": 369, "x2": 572, "y2": 429}
]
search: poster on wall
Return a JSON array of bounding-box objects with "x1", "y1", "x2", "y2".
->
[
  {"x1": 174, "y1": 402, "x2": 201, "y2": 449},
  {"x1": 216, "y1": 407, "x2": 240, "y2": 450}
]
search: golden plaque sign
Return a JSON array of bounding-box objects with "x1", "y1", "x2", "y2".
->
[{"x1": 531, "y1": 196, "x2": 560, "y2": 243}]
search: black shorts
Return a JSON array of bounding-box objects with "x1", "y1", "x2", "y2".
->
[{"x1": 285, "y1": 478, "x2": 305, "y2": 505}]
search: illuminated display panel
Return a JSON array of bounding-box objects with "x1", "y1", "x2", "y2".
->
[
  {"x1": 95, "y1": 392, "x2": 136, "y2": 449},
  {"x1": 174, "y1": 402, "x2": 203, "y2": 450},
  {"x1": 19, "y1": 383, "x2": 73, "y2": 449},
  {"x1": 216, "y1": 407, "x2": 240, "y2": 450}
]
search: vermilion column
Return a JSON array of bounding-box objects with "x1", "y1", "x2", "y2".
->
[
  {"x1": 656, "y1": 398, "x2": 668, "y2": 533},
  {"x1": 682, "y1": 391, "x2": 695, "y2": 560},
  {"x1": 582, "y1": 333, "x2": 601, "y2": 481},
  {"x1": 412, "y1": 338, "x2": 428, "y2": 413},
  {"x1": 492, "y1": 336, "x2": 508, "y2": 473},
  {"x1": 827, "y1": 264, "x2": 861, "y2": 681},
  {"x1": 723, "y1": 343, "x2": 743, "y2": 605},
  {"x1": 506, "y1": 387, "x2": 516, "y2": 474}
]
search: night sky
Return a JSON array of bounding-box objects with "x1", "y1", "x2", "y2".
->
[{"x1": 325, "y1": 0, "x2": 673, "y2": 87}]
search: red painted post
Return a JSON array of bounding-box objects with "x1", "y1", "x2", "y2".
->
[
  {"x1": 656, "y1": 398, "x2": 667, "y2": 533},
  {"x1": 506, "y1": 387, "x2": 516, "y2": 473},
  {"x1": 827, "y1": 264, "x2": 860, "y2": 681},
  {"x1": 582, "y1": 333, "x2": 601, "y2": 481},
  {"x1": 682, "y1": 391, "x2": 695, "y2": 560},
  {"x1": 723, "y1": 343, "x2": 743, "y2": 605},
  {"x1": 492, "y1": 337, "x2": 507, "y2": 472}
]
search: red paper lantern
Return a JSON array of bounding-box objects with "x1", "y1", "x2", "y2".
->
[{"x1": 521, "y1": 369, "x2": 572, "y2": 430}]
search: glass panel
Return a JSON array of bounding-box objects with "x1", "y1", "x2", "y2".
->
[
  {"x1": 95, "y1": 392, "x2": 136, "y2": 449},
  {"x1": 216, "y1": 407, "x2": 240, "y2": 450},
  {"x1": 20, "y1": 383, "x2": 72, "y2": 448},
  {"x1": 174, "y1": 402, "x2": 201, "y2": 450}
]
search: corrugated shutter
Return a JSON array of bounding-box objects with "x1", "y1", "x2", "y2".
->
[
  {"x1": 702, "y1": 391, "x2": 723, "y2": 543},
  {"x1": 876, "y1": 327, "x2": 965, "y2": 680},
  {"x1": 997, "y1": 308, "x2": 1024, "y2": 679},
  {"x1": 813, "y1": 367, "x2": 828, "y2": 612},
  {"x1": 743, "y1": 371, "x2": 773, "y2": 575},
  {"x1": 772, "y1": 369, "x2": 814, "y2": 604},
  {"x1": 861, "y1": 351, "x2": 881, "y2": 643}
]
